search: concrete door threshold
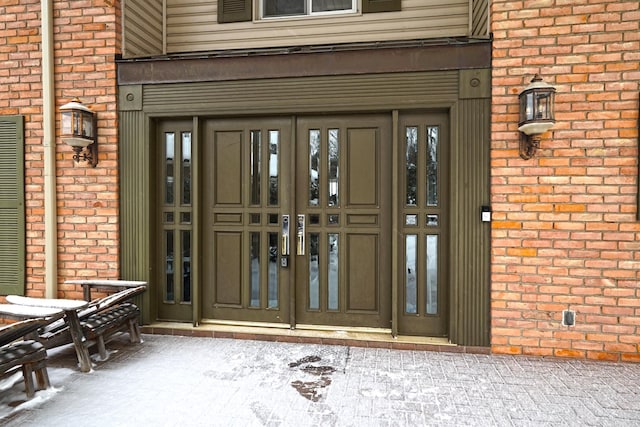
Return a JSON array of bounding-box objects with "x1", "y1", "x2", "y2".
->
[{"x1": 141, "y1": 322, "x2": 490, "y2": 354}]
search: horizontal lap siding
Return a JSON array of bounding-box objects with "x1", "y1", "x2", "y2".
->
[{"x1": 164, "y1": 0, "x2": 469, "y2": 54}]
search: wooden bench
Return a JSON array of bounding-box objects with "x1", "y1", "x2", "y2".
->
[
  {"x1": 0, "y1": 319, "x2": 51, "y2": 398},
  {"x1": 3, "y1": 284, "x2": 146, "y2": 370},
  {"x1": 81, "y1": 302, "x2": 141, "y2": 360}
]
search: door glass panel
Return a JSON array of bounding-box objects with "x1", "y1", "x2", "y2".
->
[
  {"x1": 426, "y1": 235, "x2": 438, "y2": 314},
  {"x1": 405, "y1": 235, "x2": 417, "y2": 314},
  {"x1": 405, "y1": 127, "x2": 417, "y2": 206},
  {"x1": 250, "y1": 232, "x2": 260, "y2": 308},
  {"x1": 181, "y1": 212, "x2": 191, "y2": 223},
  {"x1": 182, "y1": 230, "x2": 191, "y2": 303},
  {"x1": 268, "y1": 214, "x2": 278, "y2": 224},
  {"x1": 328, "y1": 214, "x2": 339, "y2": 225},
  {"x1": 181, "y1": 132, "x2": 192, "y2": 205},
  {"x1": 426, "y1": 126, "x2": 438, "y2": 207},
  {"x1": 426, "y1": 214, "x2": 438, "y2": 226},
  {"x1": 165, "y1": 133, "x2": 175, "y2": 204},
  {"x1": 328, "y1": 129, "x2": 339, "y2": 206},
  {"x1": 309, "y1": 233, "x2": 320, "y2": 310},
  {"x1": 328, "y1": 234, "x2": 339, "y2": 310},
  {"x1": 309, "y1": 214, "x2": 320, "y2": 225},
  {"x1": 164, "y1": 212, "x2": 174, "y2": 223},
  {"x1": 250, "y1": 130, "x2": 261, "y2": 205},
  {"x1": 250, "y1": 214, "x2": 260, "y2": 224},
  {"x1": 405, "y1": 214, "x2": 417, "y2": 226},
  {"x1": 165, "y1": 230, "x2": 174, "y2": 302},
  {"x1": 268, "y1": 232, "x2": 279, "y2": 308},
  {"x1": 309, "y1": 130, "x2": 320, "y2": 206},
  {"x1": 269, "y1": 130, "x2": 279, "y2": 206}
]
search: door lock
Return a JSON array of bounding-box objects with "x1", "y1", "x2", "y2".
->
[
  {"x1": 296, "y1": 214, "x2": 305, "y2": 255},
  {"x1": 282, "y1": 215, "x2": 290, "y2": 256}
]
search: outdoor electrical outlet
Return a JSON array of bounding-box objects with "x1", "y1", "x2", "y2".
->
[{"x1": 562, "y1": 309, "x2": 575, "y2": 327}]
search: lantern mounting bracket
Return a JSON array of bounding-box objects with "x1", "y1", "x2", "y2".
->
[{"x1": 70, "y1": 143, "x2": 98, "y2": 167}]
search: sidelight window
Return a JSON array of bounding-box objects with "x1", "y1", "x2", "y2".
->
[{"x1": 162, "y1": 130, "x2": 192, "y2": 305}]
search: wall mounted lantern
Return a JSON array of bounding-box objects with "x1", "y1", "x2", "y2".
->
[
  {"x1": 60, "y1": 98, "x2": 98, "y2": 167},
  {"x1": 518, "y1": 74, "x2": 556, "y2": 160}
]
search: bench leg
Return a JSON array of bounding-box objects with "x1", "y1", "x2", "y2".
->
[
  {"x1": 65, "y1": 310, "x2": 93, "y2": 373},
  {"x1": 97, "y1": 335, "x2": 108, "y2": 361},
  {"x1": 34, "y1": 360, "x2": 50, "y2": 391},
  {"x1": 22, "y1": 364, "x2": 36, "y2": 398},
  {"x1": 128, "y1": 318, "x2": 142, "y2": 344}
]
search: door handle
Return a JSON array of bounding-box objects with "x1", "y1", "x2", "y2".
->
[
  {"x1": 296, "y1": 214, "x2": 305, "y2": 255},
  {"x1": 281, "y1": 215, "x2": 290, "y2": 256}
]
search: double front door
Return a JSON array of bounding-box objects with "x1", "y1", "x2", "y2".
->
[{"x1": 157, "y1": 113, "x2": 448, "y2": 337}]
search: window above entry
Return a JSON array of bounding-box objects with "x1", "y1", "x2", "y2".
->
[
  {"x1": 263, "y1": 0, "x2": 355, "y2": 18},
  {"x1": 218, "y1": 0, "x2": 401, "y2": 23}
]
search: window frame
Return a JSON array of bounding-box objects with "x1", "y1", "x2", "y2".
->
[
  {"x1": 259, "y1": 0, "x2": 358, "y2": 20},
  {"x1": 217, "y1": 0, "x2": 401, "y2": 24}
]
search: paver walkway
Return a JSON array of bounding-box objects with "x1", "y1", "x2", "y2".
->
[{"x1": 2, "y1": 334, "x2": 640, "y2": 426}]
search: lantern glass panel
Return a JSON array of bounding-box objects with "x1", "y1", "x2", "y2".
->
[
  {"x1": 534, "y1": 91, "x2": 546, "y2": 120},
  {"x1": 62, "y1": 111, "x2": 72, "y2": 135},
  {"x1": 520, "y1": 91, "x2": 535, "y2": 123},
  {"x1": 73, "y1": 111, "x2": 82, "y2": 136},
  {"x1": 82, "y1": 112, "x2": 93, "y2": 138}
]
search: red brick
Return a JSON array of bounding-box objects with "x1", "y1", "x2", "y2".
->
[{"x1": 492, "y1": 0, "x2": 639, "y2": 361}]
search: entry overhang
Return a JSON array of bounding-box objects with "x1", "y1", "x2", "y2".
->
[{"x1": 117, "y1": 40, "x2": 491, "y2": 85}]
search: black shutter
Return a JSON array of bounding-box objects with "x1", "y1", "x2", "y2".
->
[
  {"x1": 218, "y1": 0, "x2": 253, "y2": 23},
  {"x1": 362, "y1": 0, "x2": 401, "y2": 13},
  {"x1": 0, "y1": 116, "x2": 25, "y2": 296}
]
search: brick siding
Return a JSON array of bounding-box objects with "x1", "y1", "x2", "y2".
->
[
  {"x1": 491, "y1": 0, "x2": 640, "y2": 362},
  {"x1": 0, "y1": 0, "x2": 120, "y2": 299}
]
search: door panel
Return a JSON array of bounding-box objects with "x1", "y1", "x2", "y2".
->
[
  {"x1": 295, "y1": 115, "x2": 391, "y2": 329},
  {"x1": 202, "y1": 118, "x2": 291, "y2": 324},
  {"x1": 397, "y1": 112, "x2": 449, "y2": 336},
  {"x1": 214, "y1": 131, "x2": 242, "y2": 205},
  {"x1": 347, "y1": 233, "x2": 378, "y2": 312},
  {"x1": 215, "y1": 232, "x2": 242, "y2": 306}
]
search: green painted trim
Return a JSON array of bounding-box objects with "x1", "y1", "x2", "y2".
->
[
  {"x1": 192, "y1": 116, "x2": 201, "y2": 326},
  {"x1": 119, "y1": 111, "x2": 153, "y2": 323},
  {"x1": 391, "y1": 110, "x2": 399, "y2": 337},
  {"x1": 448, "y1": 98, "x2": 491, "y2": 346},
  {"x1": 0, "y1": 116, "x2": 25, "y2": 296}
]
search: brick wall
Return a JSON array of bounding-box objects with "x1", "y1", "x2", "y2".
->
[
  {"x1": 491, "y1": 0, "x2": 640, "y2": 362},
  {"x1": 0, "y1": 0, "x2": 120, "y2": 299}
]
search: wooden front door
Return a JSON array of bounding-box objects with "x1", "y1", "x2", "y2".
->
[
  {"x1": 202, "y1": 118, "x2": 292, "y2": 324},
  {"x1": 294, "y1": 115, "x2": 392, "y2": 329},
  {"x1": 200, "y1": 114, "x2": 392, "y2": 329}
]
